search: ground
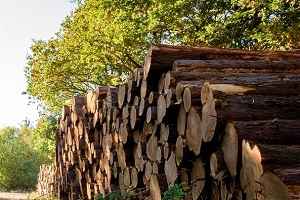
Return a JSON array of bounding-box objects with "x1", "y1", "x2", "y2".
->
[{"x1": 0, "y1": 192, "x2": 28, "y2": 200}]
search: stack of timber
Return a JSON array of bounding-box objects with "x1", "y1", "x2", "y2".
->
[
  {"x1": 36, "y1": 164, "x2": 57, "y2": 198},
  {"x1": 54, "y1": 44, "x2": 300, "y2": 200}
]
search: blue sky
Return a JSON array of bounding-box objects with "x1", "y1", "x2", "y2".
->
[{"x1": 0, "y1": 0, "x2": 77, "y2": 127}]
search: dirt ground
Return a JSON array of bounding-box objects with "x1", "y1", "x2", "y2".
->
[{"x1": 0, "y1": 192, "x2": 28, "y2": 200}]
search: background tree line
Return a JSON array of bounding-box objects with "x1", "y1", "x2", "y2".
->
[
  {"x1": 0, "y1": 117, "x2": 56, "y2": 190},
  {"x1": 25, "y1": 0, "x2": 300, "y2": 116}
]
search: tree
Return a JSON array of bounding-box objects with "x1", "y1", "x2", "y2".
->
[
  {"x1": 25, "y1": 0, "x2": 300, "y2": 115},
  {"x1": 0, "y1": 124, "x2": 55, "y2": 190}
]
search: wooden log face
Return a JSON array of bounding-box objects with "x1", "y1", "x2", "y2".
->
[
  {"x1": 164, "y1": 152, "x2": 177, "y2": 187},
  {"x1": 240, "y1": 140, "x2": 263, "y2": 200},
  {"x1": 201, "y1": 99, "x2": 217, "y2": 142},
  {"x1": 146, "y1": 134, "x2": 158, "y2": 162},
  {"x1": 261, "y1": 172, "x2": 293, "y2": 200},
  {"x1": 186, "y1": 107, "x2": 202, "y2": 155},
  {"x1": 177, "y1": 104, "x2": 187, "y2": 136},
  {"x1": 222, "y1": 123, "x2": 238, "y2": 178},
  {"x1": 191, "y1": 157, "x2": 205, "y2": 200},
  {"x1": 150, "y1": 174, "x2": 162, "y2": 200}
]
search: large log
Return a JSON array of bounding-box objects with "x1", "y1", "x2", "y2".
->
[
  {"x1": 166, "y1": 71, "x2": 300, "y2": 93},
  {"x1": 143, "y1": 44, "x2": 300, "y2": 87},
  {"x1": 173, "y1": 59, "x2": 300, "y2": 73}
]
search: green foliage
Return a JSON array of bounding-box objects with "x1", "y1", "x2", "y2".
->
[
  {"x1": 162, "y1": 183, "x2": 189, "y2": 200},
  {"x1": 25, "y1": 0, "x2": 300, "y2": 115},
  {"x1": 97, "y1": 187, "x2": 137, "y2": 200},
  {"x1": 0, "y1": 122, "x2": 55, "y2": 191}
]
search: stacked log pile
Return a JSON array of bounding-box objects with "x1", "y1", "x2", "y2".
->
[
  {"x1": 54, "y1": 44, "x2": 300, "y2": 199},
  {"x1": 36, "y1": 164, "x2": 57, "y2": 198}
]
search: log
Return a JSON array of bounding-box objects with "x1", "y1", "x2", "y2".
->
[
  {"x1": 164, "y1": 152, "x2": 177, "y2": 187},
  {"x1": 186, "y1": 107, "x2": 202, "y2": 156},
  {"x1": 167, "y1": 71, "x2": 300, "y2": 94},
  {"x1": 231, "y1": 119, "x2": 300, "y2": 145},
  {"x1": 191, "y1": 157, "x2": 205, "y2": 200},
  {"x1": 240, "y1": 140, "x2": 263, "y2": 200},
  {"x1": 221, "y1": 123, "x2": 238, "y2": 178},
  {"x1": 143, "y1": 44, "x2": 300, "y2": 87},
  {"x1": 173, "y1": 59, "x2": 300, "y2": 73}
]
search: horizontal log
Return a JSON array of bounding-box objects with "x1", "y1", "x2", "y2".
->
[
  {"x1": 143, "y1": 44, "x2": 300, "y2": 87},
  {"x1": 167, "y1": 71, "x2": 300, "y2": 93},
  {"x1": 214, "y1": 92, "x2": 300, "y2": 121},
  {"x1": 232, "y1": 119, "x2": 300, "y2": 145},
  {"x1": 173, "y1": 60, "x2": 300, "y2": 73}
]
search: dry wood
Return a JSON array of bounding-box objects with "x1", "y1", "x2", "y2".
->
[
  {"x1": 139, "y1": 97, "x2": 149, "y2": 116},
  {"x1": 117, "y1": 143, "x2": 126, "y2": 171},
  {"x1": 146, "y1": 134, "x2": 158, "y2": 162},
  {"x1": 177, "y1": 104, "x2": 186, "y2": 136},
  {"x1": 146, "y1": 106, "x2": 157, "y2": 123},
  {"x1": 145, "y1": 161, "x2": 152, "y2": 181},
  {"x1": 159, "y1": 123, "x2": 169, "y2": 143},
  {"x1": 182, "y1": 87, "x2": 191, "y2": 112},
  {"x1": 165, "y1": 89, "x2": 173, "y2": 108},
  {"x1": 173, "y1": 59, "x2": 300, "y2": 73},
  {"x1": 163, "y1": 142, "x2": 169, "y2": 160},
  {"x1": 130, "y1": 105, "x2": 137, "y2": 129},
  {"x1": 118, "y1": 85, "x2": 126, "y2": 109},
  {"x1": 156, "y1": 95, "x2": 166, "y2": 124},
  {"x1": 131, "y1": 167, "x2": 138, "y2": 188},
  {"x1": 180, "y1": 168, "x2": 189, "y2": 188},
  {"x1": 201, "y1": 98, "x2": 217, "y2": 142},
  {"x1": 221, "y1": 123, "x2": 238, "y2": 178},
  {"x1": 150, "y1": 174, "x2": 162, "y2": 200},
  {"x1": 261, "y1": 172, "x2": 293, "y2": 200},
  {"x1": 191, "y1": 157, "x2": 205, "y2": 200},
  {"x1": 143, "y1": 44, "x2": 300, "y2": 83},
  {"x1": 164, "y1": 152, "x2": 177, "y2": 187},
  {"x1": 186, "y1": 107, "x2": 202, "y2": 156},
  {"x1": 140, "y1": 80, "x2": 147, "y2": 98},
  {"x1": 158, "y1": 73, "x2": 166, "y2": 94},
  {"x1": 167, "y1": 71, "x2": 300, "y2": 96},
  {"x1": 232, "y1": 119, "x2": 300, "y2": 145},
  {"x1": 210, "y1": 152, "x2": 225, "y2": 179},
  {"x1": 175, "y1": 136, "x2": 184, "y2": 166},
  {"x1": 148, "y1": 91, "x2": 159, "y2": 105},
  {"x1": 240, "y1": 140, "x2": 263, "y2": 200},
  {"x1": 124, "y1": 167, "x2": 131, "y2": 187}
]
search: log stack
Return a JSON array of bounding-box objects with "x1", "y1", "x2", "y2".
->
[
  {"x1": 53, "y1": 44, "x2": 300, "y2": 199},
  {"x1": 36, "y1": 164, "x2": 58, "y2": 198}
]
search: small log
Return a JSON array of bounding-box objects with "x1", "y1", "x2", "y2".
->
[
  {"x1": 146, "y1": 134, "x2": 158, "y2": 162},
  {"x1": 164, "y1": 152, "x2": 177, "y2": 187},
  {"x1": 118, "y1": 85, "x2": 126, "y2": 109},
  {"x1": 210, "y1": 152, "x2": 225, "y2": 179},
  {"x1": 221, "y1": 123, "x2": 238, "y2": 178},
  {"x1": 186, "y1": 107, "x2": 202, "y2": 156},
  {"x1": 261, "y1": 172, "x2": 293, "y2": 200},
  {"x1": 131, "y1": 167, "x2": 138, "y2": 188},
  {"x1": 201, "y1": 99, "x2": 217, "y2": 142},
  {"x1": 157, "y1": 95, "x2": 167, "y2": 124},
  {"x1": 240, "y1": 140, "x2": 263, "y2": 200},
  {"x1": 175, "y1": 136, "x2": 184, "y2": 166},
  {"x1": 145, "y1": 161, "x2": 152, "y2": 181},
  {"x1": 150, "y1": 174, "x2": 162, "y2": 200},
  {"x1": 177, "y1": 104, "x2": 187, "y2": 136},
  {"x1": 140, "y1": 80, "x2": 147, "y2": 98},
  {"x1": 191, "y1": 157, "x2": 205, "y2": 200}
]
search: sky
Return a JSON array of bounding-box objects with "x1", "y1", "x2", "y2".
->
[{"x1": 0, "y1": 0, "x2": 77, "y2": 128}]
